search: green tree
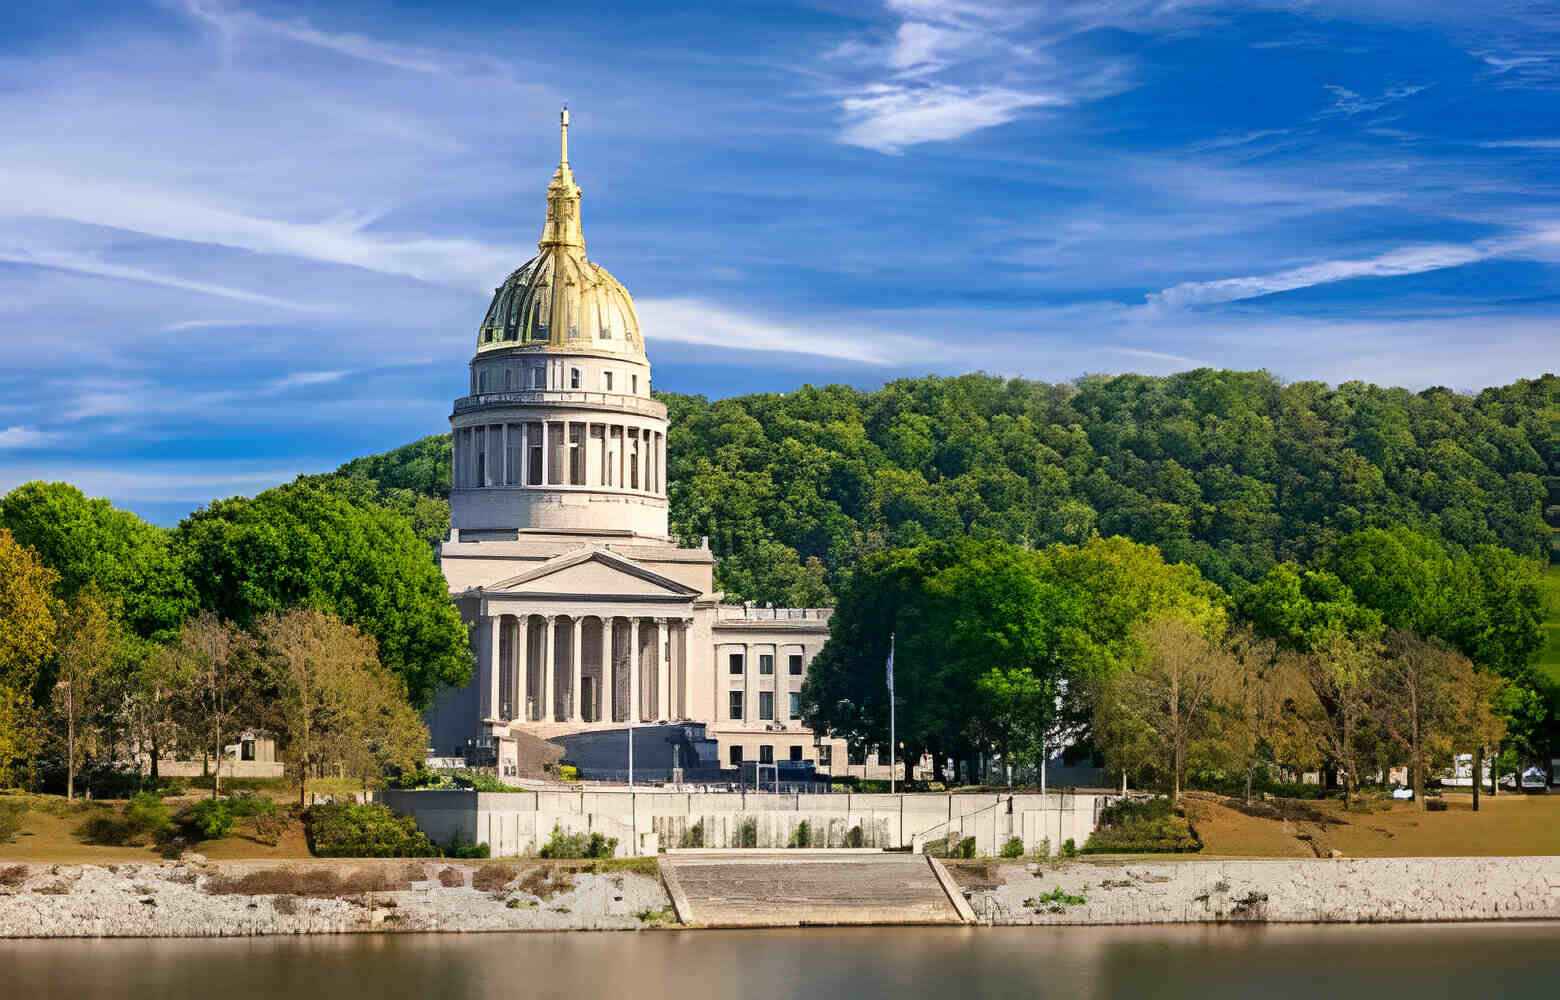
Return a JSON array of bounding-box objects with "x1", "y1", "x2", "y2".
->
[
  {"x1": 175, "y1": 480, "x2": 471, "y2": 706},
  {"x1": 0, "y1": 529, "x2": 59, "y2": 787},
  {"x1": 54, "y1": 585, "x2": 120, "y2": 799},
  {"x1": 166, "y1": 613, "x2": 257, "y2": 799}
]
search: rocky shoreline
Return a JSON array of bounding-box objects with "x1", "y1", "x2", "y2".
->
[{"x1": 1, "y1": 856, "x2": 1556, "y2": 936}]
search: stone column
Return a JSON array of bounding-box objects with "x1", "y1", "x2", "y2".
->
[
  {"x1": 520, "y1": 422, "x2": 530, "y2": 486},
  {"x1": 501, "y1": 422, "x2": 509, "y2": 486},
  {"x1": 655, "y1": 618, "x2": 669, "y2": 722},
  {"x1": 516, "y1": 616, "x2": 530, "y2": 722},
  {"x1": 486, "y1": 615, "x2": 501, "y2": 720},
  {"x1": 618, "y1": 425, "x2": 627, "y2": 490},
  {"x1": 570, "y1": 616, "x2": 583, "y2": 723},
  {"x1": 629, "y1": 617, "x2": 641, "y2": 723},
  {"x1": 599, "y1": 616, "x2": 611, "y2": 723},
  {"x1": 540, "y1": 422, "x2": 550, "y2": 486},
  {"x1": 541, "y1": 615, "x2": 555, "y2": 721}
]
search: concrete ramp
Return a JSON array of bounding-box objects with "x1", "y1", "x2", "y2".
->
[{"x1": 660, "y1": 851, "x2": 969, "y2": 927}]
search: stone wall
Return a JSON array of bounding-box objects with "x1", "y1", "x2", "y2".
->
[
  {"x1": 966, "y1": 856, "x2": 1560, "y2": 925},
  {"x1": 378, "y1": 789, "x2": 1109, "y2": 857}
]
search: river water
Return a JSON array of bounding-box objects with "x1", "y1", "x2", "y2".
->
[{"x1": 5, "y1": 923, "x2": 1558, "y2": 998}]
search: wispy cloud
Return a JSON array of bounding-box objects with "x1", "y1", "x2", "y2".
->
[
  {"x1": 1321, "y1": 83, "x2": 1428, "y2": 117},
  {"x1": 181, "y1": 0, "x2": 457, "y2": 75},
  {"x1": 1145, "y1": 228, "x2": 1560, "y2": 310},
  {"x1": 840, "y1": 85, "x2": 1065, "y2": 154},
  {"x1": 637, "y1": 297, "x2": 940, "y2": 365},
  {"x1": 0, "y1": 426, "x2": 62, "y2": 450},
  {"x1": 0, "y1": 247, "x2": 313, "y2": 309}
]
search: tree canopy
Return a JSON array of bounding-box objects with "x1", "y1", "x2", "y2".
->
[{"x1": 174, "y1": 479, "x2": 470, "y2": 707}]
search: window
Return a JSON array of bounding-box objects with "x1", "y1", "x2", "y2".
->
[
  {"x1": 788, "y1": 653, "x2": 803, "y2": 676},
  {"x1": 728, "y1": 653, "x2": 744, "y2": 675},
  {"x1": 818, "y1": 745, "x2": 832, "y2": 766},
  {"x1": 479, "y1": 369, "x2": 488, "y2": 392},
  {"x1": 570, "y1": 368, "x2": 580, "y2": 389},
  {"x1": 474, "y1": 426, "x2": 486, "y2": 486},
  {"x1": 527, "y1": 422, "x2": 543, "y2": 485},
  {"x1": 758, "y1": 691, "x2": 774, "y2": 720},
  {"x1": 729, "y1": 745, "x2": 743, "y2": 766},
  {"x1": 758, "y1": 654, "x2": 774, "y2": 675},
  {"x1": 728, "y1": 691, "x2": 743, "y2": 720},
  {"x1": 631, "y1": 373, "x2": 638, "y2": 394},
  {"x1": 789, "y1": 693, "x2": 801, "y2": 720},
  {"x1": 849, "y1": 744, "x2": 867, "y2": 766},
  {"x1": 504, "y1": 368, "x2": 512, "y2": 390},
  {"x1": 532, "y1": 367, "x2": 544, "y2": 389},
  {"x1": 759, "y1": 745, "x2": 774, "y2": 765},
  {"x1": 241, "y1": 740, "x2": 256, "y2": 762},
  {"x1": 603, "y1": 370, "x2": 614, "y2": 392},
  {"x1": 789, "y1": 745, "x2": 803, "y2": 762},
  {"x1": 569, "y1": 424, "x2": 584, "y2": 485}
]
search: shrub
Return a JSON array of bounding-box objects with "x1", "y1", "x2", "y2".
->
[
  {"x1": 1062, "y1": 837, "x2": 1078, "y2": 858},
  {"x1": 304, "y1": 802, "x2": 440, "y2": 857},
  {"x1": 844, "y1": 824, "x2": 864, "y2": 848},
  {"x1": 537, "y1": 824, "x2": 617, "y2": 859},
  {"x1": 559, "y1": 765, "x2": 579, "y2": 782},
  {"x1": 1034, "y1": 838, "x2": 1051, "y2": 859},
  {"x1": 1001, "y1": 836, "x2": 1025, "y2": 858},
  {"x1": 1025, "y1": 885, "x2": 1086, "y2": 911},
  {"x1": 737, "y1": 818, "x2": 758, "y2": 849},
  {"x1": 126, "y1": 791, "x2": 173, "y2": 838},
  {"x1": 679, "y1": 820, "x2": 704, "y2": 848},
  {"x1": 447, "y1": 837, "x2": 490, "y2": 859},
  {"x1": 456, "y1": 774, "x2": 525, "y2": 793},
  {"x1": 185, "y1": 798, "x2": 236, "y2": 840},
  {"x1": 955, "y1": 836, "x2": 977, "y2": 859},
  {"x1": 1082, "y1": 799, "x2": 1200, "y2": 854},
  {"x1": 789, "y1": 820, "x2": 812, "y2": 848},
  {"x1": 1426, "y1": 798, "x2": 1448, "y2": 812}
]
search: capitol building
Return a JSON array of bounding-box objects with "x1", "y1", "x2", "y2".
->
[{"x1": 426, "y1": 110, "x2": 854, "y2": 779}]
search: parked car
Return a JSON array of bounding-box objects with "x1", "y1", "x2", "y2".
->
[{"x1": 1519, "y1": 766, "x2": 1549, "y2": 792}]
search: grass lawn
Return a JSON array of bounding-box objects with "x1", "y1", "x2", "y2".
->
[
  {"x1": 1185, "y1": 791, "x2": 1560, "y2": 858},
  {"x1": 0, "y1": 791, "x2": 313, "y2": 862}
]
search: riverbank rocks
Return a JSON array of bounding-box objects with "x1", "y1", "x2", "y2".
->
[
  {"x1": 0, "y1": 860, "x2": 670, "y2": 937},
  {"x1": 964, "y1": 857, "x2": 1560, "y2": 925}
]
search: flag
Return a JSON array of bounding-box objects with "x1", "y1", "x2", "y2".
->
[{"x1": 886, "y1": 632, "x2": 895, "y2": 694}]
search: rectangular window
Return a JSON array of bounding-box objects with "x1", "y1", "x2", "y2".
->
[
  {"x1": 631, "y1": 373, "x2": 638, "y2": 394},
  {"x1": 728, "y1": 691, "x2": 743, "y2": 720},
  {"x1": 474, "y1": 426, "x2": 486, "y2": 486},
  {"x1": 603, "y1": 370, "x2": 614, "y2": 392},
  {"x1": 628, "y1": 430, "x2": 640, "y2": 490},
  {"x1": 789, "y1": 745, "x2": 803, "y2": 762},
  {"x1": 729, "y1": 653, "x2": 744, "y2": 675},
  {"x1": 758, "y1": 691, "x2": 774, "y2": 720},
  {"x1": 527, "y1": 422, "x2": 543, "y2": 485},
  {"x1": 729, "y1": 745, "x2": 743, "y2": 766},
  {"x1": 789, "y1": 693, "x2": 801, "y2": 720},
  {"x1": 819, "y1": 745, "x2": 832, "y2": 766},
  {"x1": 789, "y1": 653, "x2": 803, "y2": 676},
  {"x1": 532, "y1": 367, "x2": 544, "y2": 389},
  {"x1": 759, "y1": 745, "x2": 774, "y2": 764},
  {"x1": 506, "y1": 425, "x2": 522, "y2": 485},
  {"x1": 570, "y1": 368, "x2": 580, "y2": 389},
  {"x1": 759, "y1": 654, "x2": 774, "y2": 675},
  {"x1": 504, "y1": 368, "x2": 512, "y2": 390},
  {"x1": 569, "y1": 424, "x2": 584, "y2": 485},
  {"x1": 548, "y1": 422, "x2": 564, "y2": 485},
  {"x1": 479, "y1": 369, "x2": 488, "y2": 392}
]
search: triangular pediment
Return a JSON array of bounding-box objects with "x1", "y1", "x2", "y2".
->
[{"x1": 478, "y1": 546, "x2": 699, "y2": 598}]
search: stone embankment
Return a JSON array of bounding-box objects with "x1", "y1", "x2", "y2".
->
[
  {"x1": 956, "y1": 856, "x2": 1560, "y2": 925},
  {"x1": 0, "y1": 859, "x2": 671, "y2": 938}
]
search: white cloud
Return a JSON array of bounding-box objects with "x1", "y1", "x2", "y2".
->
[
  {"x1": 0, "y1": 426, "x2": 61, "y2": 450},
  {"x1": 264, "y1": 370, "x2": 352, "y2": 392},
  {"x1": 181, "y1": 0, "x2": 457, "y2": 75},
  {"x1": 637, "y1": 297, "x2": 941, "y2": 365},
  {"x1": 1145, "y1": 229, "x2": 1560, "y2": 310},
  {"x1": 0, "y1": 247, "x2": 314, "y2": 310},
  {"x1": 1321, "y1": 83, "x2": 1428, "y2": 117},
  {"x1": 1479, "y1": 138, "x2": 1560, "y2": 149},
  {"x1": 840, "y1": 85, "x2": 1065, "y2": 153}
]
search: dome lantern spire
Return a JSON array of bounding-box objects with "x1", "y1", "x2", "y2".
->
[{"x1": 540, "y1": 104, "x2": 584, "y2": 250}]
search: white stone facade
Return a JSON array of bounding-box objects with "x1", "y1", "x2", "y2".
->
[{"x1": 426, "y1": 111, "x2": 843, "y2": 776}]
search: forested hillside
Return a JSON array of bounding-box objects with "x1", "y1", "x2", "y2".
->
[{"x1": 326, "y1": 369, "x2": 1558, "y2": 605}]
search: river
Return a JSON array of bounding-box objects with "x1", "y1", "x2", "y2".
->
[{"x1": 5, "y1": 923, "x2": 1558, "y2": 998}]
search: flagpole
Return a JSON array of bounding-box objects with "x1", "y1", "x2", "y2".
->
[{"x1": 888, "y1": 633, "x2": 896, "y2": 795}]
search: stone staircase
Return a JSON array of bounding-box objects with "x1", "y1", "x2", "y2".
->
[{"x1": 659, "y1": 851, "x2": 971, "y2": 927}]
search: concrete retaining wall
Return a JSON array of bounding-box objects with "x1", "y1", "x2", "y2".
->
[{"x1": 378, "y1": 789, "x2": 1110, "y2": 857}]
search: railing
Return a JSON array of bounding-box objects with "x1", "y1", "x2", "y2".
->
[
  {"x1": 453, "y1": 390, "x2": 667, "y2": 419},
  {"x1": 913, "y1": 796, "x2": 1010, "y2": 857}
]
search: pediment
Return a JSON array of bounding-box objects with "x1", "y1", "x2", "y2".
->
[{"x1": 479, "y1": 546, "x2": 699, "y2": 599}]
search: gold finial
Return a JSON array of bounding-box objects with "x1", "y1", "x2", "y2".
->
[{"x1": 560, "y1": 104, "x2": 569, "y2": 165}]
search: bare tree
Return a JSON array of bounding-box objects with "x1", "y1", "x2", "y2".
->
[
  {"x1": 1283, "y1": 632, "x2": 1379, "y2": 806},
  {"x1": 54, "y1": 585, "x2": 118, "y2": 800},
  {"x1": 1098, "y1": 617, "x2": 1226, "y2": 802},
  {"x1": 168, "y1": 613, "x2": 256, "y2": 799}
]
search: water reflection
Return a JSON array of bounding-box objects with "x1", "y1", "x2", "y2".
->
[{"x1": 4, "y1": 923, "x2": 1558, "y2": 1000}]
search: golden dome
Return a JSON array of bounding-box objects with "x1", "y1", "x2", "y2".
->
[{"x1": 476, "y1": 108, "x2": 644, "y2": 358}]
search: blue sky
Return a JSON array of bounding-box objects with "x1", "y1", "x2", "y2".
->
[{"x1": 1, "y1": 1, "x2": 1557, "y2": 524}]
